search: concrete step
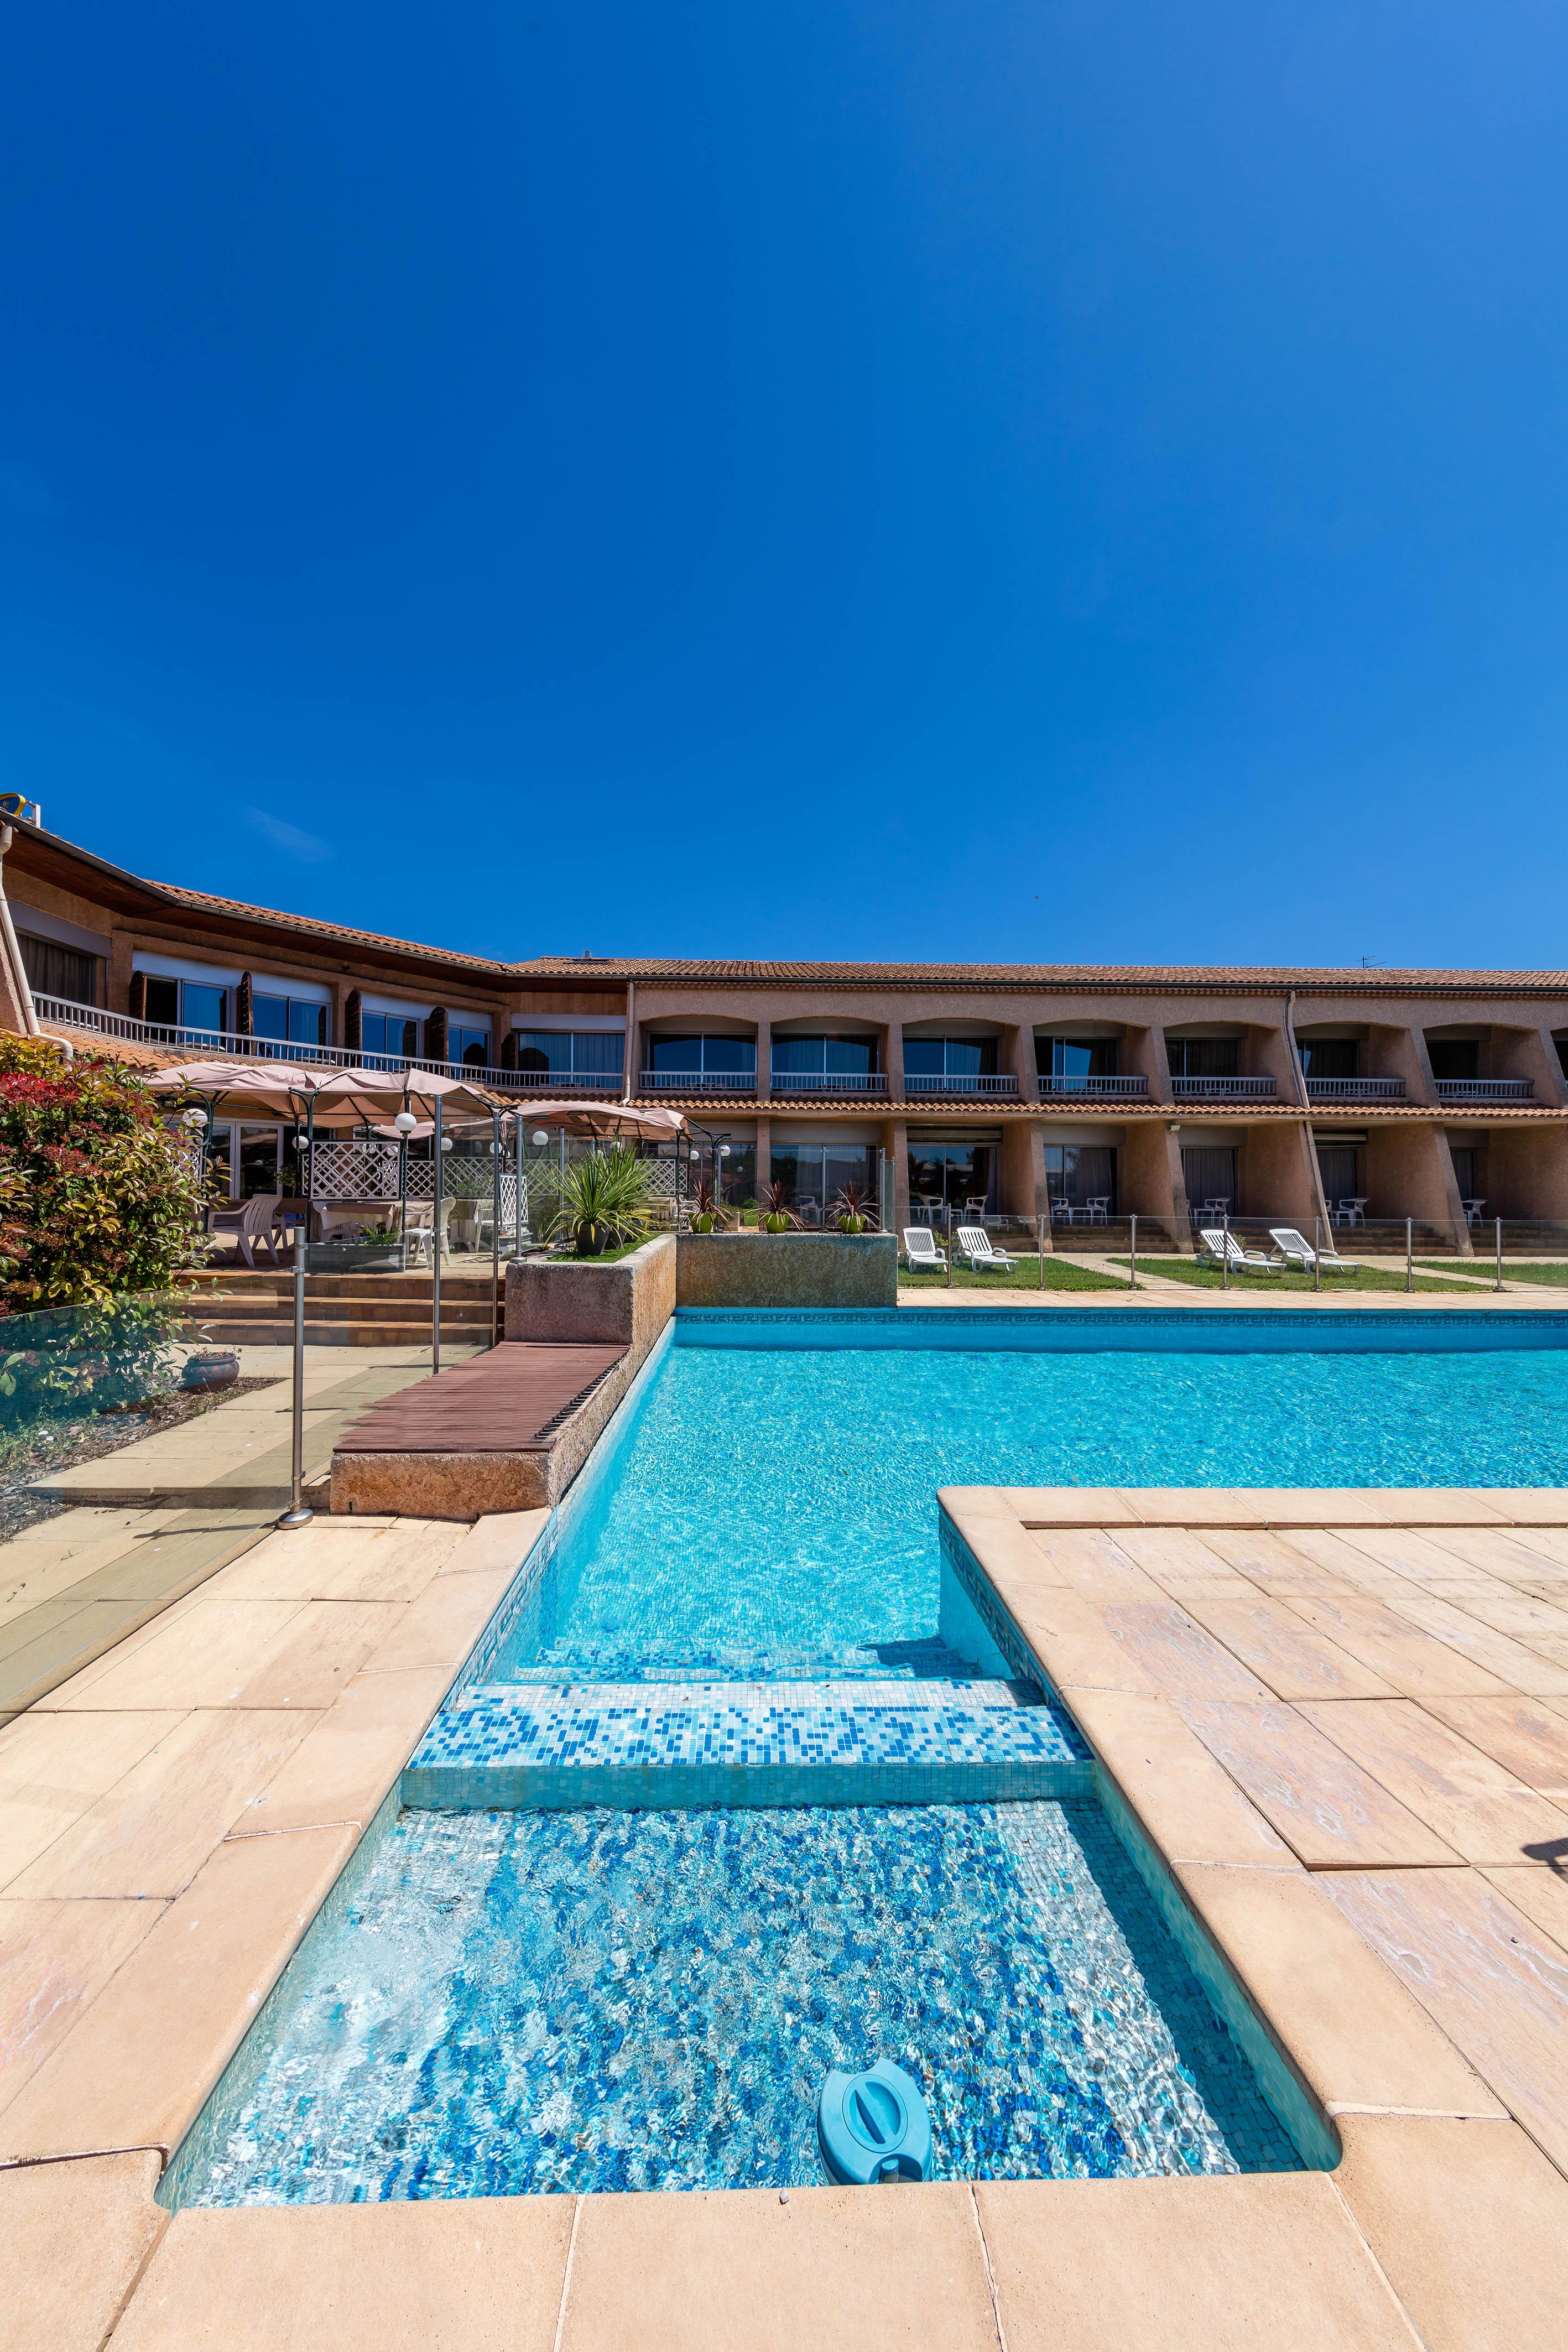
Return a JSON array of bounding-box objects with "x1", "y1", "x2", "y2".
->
[
  {"x1": 402, "y1": 1677, "x2": 1092, "y2": 1810},
  {"x1": 181, "y1": 1316, "x2": 493, "y2": 1347}
]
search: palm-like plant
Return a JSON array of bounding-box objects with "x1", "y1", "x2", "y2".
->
[
  {"x1": 758, "y1": 1179, "x2": 795, "y2": 1235},
  {"x1": 831, "y1": 1180, "x2": 873, "y2": 1235},
  {"x1": 545, "y1": 1142, "x2": 657, "y2": 1255}
]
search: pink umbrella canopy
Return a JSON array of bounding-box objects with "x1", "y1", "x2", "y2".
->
[
  {"x1": 145, "y1": 1061, "x2": 326, "y2": 1117},
  {"x1": 502, "y1": 1100, "x2": 686, "y2": 1141},
  {"x1": 310, "y1": 1066, "x2": 503, "y2": 1127}
]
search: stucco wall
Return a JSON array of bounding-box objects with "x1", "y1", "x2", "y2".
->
[
  {"x1": 676, "y1": 1233, "x2": 898, "y2": 1309},
  {"x1": 504, "y1": 1233, "x2": 675, "y2": 1354}
]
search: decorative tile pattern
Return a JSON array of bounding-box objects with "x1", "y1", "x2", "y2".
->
[
  {"x1": 673, "y1": 1307, "x2": 1568, "y2": 1350},
  {"x1": 402, "y1": 1678, "x2": 1092, "y2": 1812}
]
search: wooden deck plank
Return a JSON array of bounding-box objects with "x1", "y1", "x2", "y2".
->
[
  {"x1": 335, "y1": 1342, "x2": 627, "y2": 1455},
  {"x1": 1419, "y1": 1696, "x2": 1568, "y2": 1802},
  {"x1": 1275, "y1": 1591, "x2": 1517, "y2": 1698}
]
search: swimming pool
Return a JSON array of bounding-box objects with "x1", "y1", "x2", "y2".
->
[
  {"x1": 166, "y1": 1799, "x2": 1301, "y2": 2205},
  {"x1": 166, "y1": 1307, "x2": 1564, "y2": 2209},
  {"x1": 482, "y1": 1315, "x2": 1568, "y2": 1687}
]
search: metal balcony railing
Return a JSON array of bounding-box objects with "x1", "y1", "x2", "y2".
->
[
  {"x1": 1304, "y1": 1076, "x2": 1406, "y2": 1101},
  {"x1": 638, "y1": 1069, "x2": 757, "y2": 1095},
  {"x1": 903, "y1": 1073, "x2": 1021, "y2": 1096},
  {"x1": 31, "y1": 994, "x2": 587, "y2": 1096},
  {"x1": 1034, "y1": 1074, "x2": 1150, "y2": 1098},
  {"x1": 767, "y1": 1071, "x2": 889, "y2": 1095},
  {"x1": 1434, "y1": 1078, "x2": 1534, "y2": 1102},
  {"x1": 1170, "y1": 1075, "x2": 1278, "y2": 1100}
]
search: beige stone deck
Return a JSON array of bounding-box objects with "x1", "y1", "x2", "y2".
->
[{"x1": 3, "y1": 1488, "x2": 1567, "y2": 2348}]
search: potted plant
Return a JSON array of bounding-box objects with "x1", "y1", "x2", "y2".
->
[
  {"x1": 689, "y1": 1175, "x2": 720, "y2": 1234},
  {"x1": 831, "y1": 1181, "x2": 873, "y2": 1236},
  {"x1": 758, "y1": 1179, "x2": 795, "y2": 1235},
  {"x1": 546, "y1": 1143, "x2": 657, "y2": 1257}
]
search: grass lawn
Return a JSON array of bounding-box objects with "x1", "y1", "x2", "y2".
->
[
  {"x1": 900, "y1": 1256, "x2": 1127, "y2": 1292},
  {"x1": 1415, "y1": 1260, "x2": 1568, "y2": 1287},
  {"x1": 1108, "y1": 1257, "x2": 1479, "y2": 1294}
]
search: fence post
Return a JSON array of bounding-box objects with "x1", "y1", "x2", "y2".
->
[
  {"x1": 1129, "y1": 1213, "x2": 1137, "y2": 1290},
  {"x1": 1496, "y1": 1216, "x2": 1504, "y2": 1293},
  {"x1": 946, "y1": 1201, "x2": 952, "y2": 1289},
  {"x1": 1221, "y1": 1205, "x2": 1230, "y2": 1291},
  {"x1": 1313, "y1": 1216, "x2": 1320, "y2": 1293},
  {"x1": 432, "y1": 1097, "x2": 443, "y2": 1374},
  {"x1": 1037, "y1": 1211, "x2": 1045, "y2": 1290},
  {"x1": 1406, "y1": 1216, "x2": 1413, "y2": 1294},
  {"x1": 491, "y1": 1109, "x2": 502, "y2": 1346},
  {"x1": 277, "y1": 1241, "x2": 312, "y2": 1529}
]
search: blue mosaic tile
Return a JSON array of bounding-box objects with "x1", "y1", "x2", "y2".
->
[{"x1": 402, "y1": 1679, "x2": 1092, "y2": 1812}]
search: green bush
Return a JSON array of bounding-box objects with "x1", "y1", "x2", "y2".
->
[{"x1": 0, "y1": 1035, "x2": 211, "y2": 1315}]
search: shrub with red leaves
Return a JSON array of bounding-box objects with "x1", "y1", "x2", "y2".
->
[{"x1": 0, "y1": 1037, "x2": 210, "y2": 1313}]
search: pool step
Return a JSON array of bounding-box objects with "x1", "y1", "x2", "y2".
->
[{"x1": 400, "y1": 1677, "x2": 1093, "y2": 1813}]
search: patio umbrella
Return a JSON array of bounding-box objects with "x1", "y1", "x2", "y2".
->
[
  {"x1": 145, "y1": 1060, "x2": 326, "y2": 1120},
  {"x1": 499, "y1": 1100, "x2": 687, "y2": 1142}
]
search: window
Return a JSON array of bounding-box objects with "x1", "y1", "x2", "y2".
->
[
  {"x1": 772, "y1": 1143, "x2": 878, "y2": 1223},
  {"x1": 1036, "y1": 1037, "x2": 1118, "y2": 1081},
  {"x1": 1316, "y1": 1146, "x2": 1360, "y2": 1207},
  {"x1": 1043, "y1": 1145, "x2": 1117, "y2": 1212},
  {"x1": 770, "y1": 1035, "x2": 878, "y2": 1078},
  {"x1": 903, "y1": 1038, "x2": 998, "y2": 1079},
  {"x1": 253, "y1": 993, "x2": 328, "y2": 1047},
  {"x1": 1167, "y1": 1038, "x2": 1239, "y2": 1079},
  {"x1": 515, "y1": 1031, "x2": 624, "y2": 1077},
  {"x1": 700, "y1": 1141, "x2": 756, "y2": 1205},
  {"x1": 450, "y1": 1026, "x2": 491, "y2": 1069},
  {"x1": 1297, "y1": 1039, "x2": 1357, "y2": 1080},
  {"x1": 905, "y1": 1142, "x2": 997, "y2": 1214},
  {"x1": 140, "y1": 974, "x2": 228, "y2": 1037},
  {"x1": 18, "y1": 934, "x2": 96, "y2": 1006},
  {"x1": 646, "y1": 1035, "x2": 756, "y2": 1076},
  {"x1": 1181, "y1": 1146, "x2": 1237, "y2": 1213},
  {"x1": 362, "y1": 1011, "x2": 420, "y2": 1060},
  {"x1": 1428, "y1": 1040, "x2": 1480, "y2": 1083},
  {"x1": 1450, "y1": 1147, "x2": 1480, "y2": 1201},
  {"x1": 205, "y1": 1124, "x2": 284, "y2": 1201}
]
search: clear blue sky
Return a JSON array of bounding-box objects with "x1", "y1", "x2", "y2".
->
[{"x1": 3, "y1": 4, "x2": 1565, "y2": 969}]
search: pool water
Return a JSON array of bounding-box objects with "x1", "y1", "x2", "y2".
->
[
  {"x1": 488, "y1": 1334, "x2": 1568, "y2": 1685},
  {"x1": 169, "y1": 1800, "x2": 1299, "y2": 2206}
]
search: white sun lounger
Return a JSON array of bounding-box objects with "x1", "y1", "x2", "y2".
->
[
  {"x1": 902, "y1": 1226, "x2": 949, "y2": 1271},
  {"x1": 956, "y1": 1225, "x2": 1017, "y2": 1272},
  {"x1": 1197, "y1": 1227, "x2": 1280, "y2": 1276},
  {"x1": 1268, "y1": 1226, "x2": 1353, "y2": 1275}
]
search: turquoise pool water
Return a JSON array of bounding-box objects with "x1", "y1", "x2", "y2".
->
[
  {"x1": 487, "y1": 1325, "x2": 1568, "y2": 1685},
  {"x1": 169, "y1": 1800, "x2": 1300, "y2": 2204}
]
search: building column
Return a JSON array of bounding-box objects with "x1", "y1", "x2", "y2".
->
[
  {"x1": 754, "y1": 1115, "x2": 770, "y2": 1200},
  {"x1": 883, "y1": 1018, "x2": 905, "y2": 1099},
  {"x1": 754, "y1": 1017, "x2": 771, "y2": 1104},
  {"x1": 1486, "y1": 1118, "x2": 1568, "y2": 1219},
  {"x1": 1239, "y1": 1117, "x2": 1328, "y2": 1226},
  {"x1": 1365, "y1": 1122, "x2": 1471, "y2": 1254},
  {"x1": 999, "y1": 1118, "x2": 1050, "y2": 1242},
  {"x1": 885, "y1": 1118, "x2": 909, "y2": 1234},
  {"x1": 1119, "y1": 1117, "x2": 1191, "y2": 1252},
  {"x1": 1002, "y1": 1022, "x2": 1038, "y2": 1102}
]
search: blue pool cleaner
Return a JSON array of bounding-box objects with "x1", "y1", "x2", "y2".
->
[{"x1": 817, "y1": 2062, "x2": 932, "y2": 2185}]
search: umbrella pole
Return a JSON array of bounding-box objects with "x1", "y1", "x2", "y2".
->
[
  {"x1": 432, "y1": 1095, "x2": 443, "y2": 1375},
  {"x1": 491, "y1": 1107, "x2": 501, "y2": 1346}
]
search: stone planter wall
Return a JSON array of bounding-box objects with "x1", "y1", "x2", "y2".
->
[
  {"x1": 504, "y1": 1234, "x2": 675, "y2": 1357},
  {"x1": 675, "y1": 1232, "x2": 897, "y2": 1310}
]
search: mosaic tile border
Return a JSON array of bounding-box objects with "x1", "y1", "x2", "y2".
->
[
  {"x1": 675, "y1": 1307, "x2": 1568, "y2": 1350},
  {"x1": 403, "y1": 1757, "x2": 1093, "y2": 1812}
]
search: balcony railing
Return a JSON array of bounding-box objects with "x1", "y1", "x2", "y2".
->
[
  {"x1": 1434, "y1": 1078, "x2": 1534, "y2": 1102},
  {"x1": 1304, "y1": 1076, "x2": 1407, "y2": 1101},
  {"x1": 1170, "y1": 1075, "x2": 1278, "y2": 1100},
  {"x1": 638, "y1": 1069, "x2": 757, "y2": 1095},
  {"x1": 903, "y1": 1074, "x2": 1021, "y2": 1096},
  {"x1": 1035, "y1": 1074, "x2": 1149, "y2": 1099},
  {"x1": 767, "y1": 1071, "x2": 889, "y2": 1095},
  {"x1": 31, "y1": 994, "x2": 604, "y2": 1096}
]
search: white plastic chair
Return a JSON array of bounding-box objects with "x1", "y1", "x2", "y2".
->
[
  {"x1": 1084, "y1": 1196, "x2": 1111, "y2": 1224},
  {"x1": 956, "y1": 1225, "x2": 1017, "y2": 1271},
  {"x1": 902, "y1": 1226, "x2": 949, "y2": 1272},
  {"x1": 1268, "y1": 1226, "x2": 1353, "y2": 1276},
  {"x1": 209, "y1": 1192, "x2": 284, "y2": 1269},
  {"x1": 1198, "y1": 1227, "x2": 1280, "y2": 1277}
]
